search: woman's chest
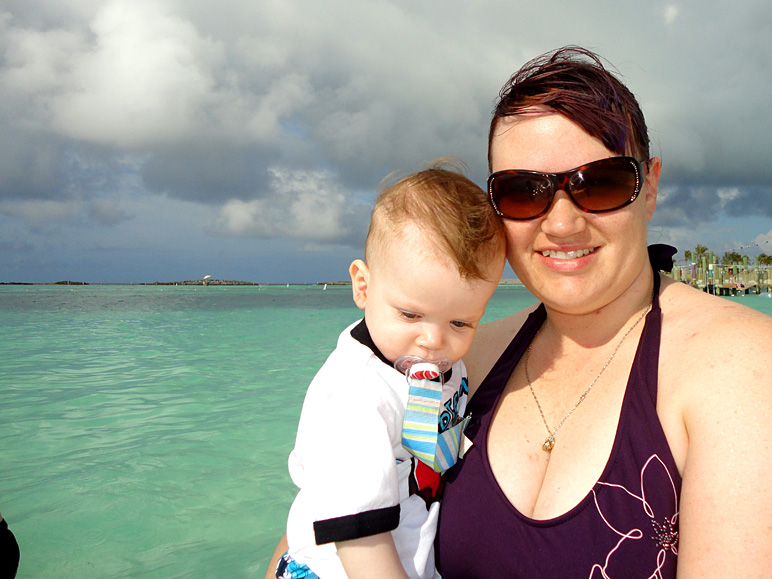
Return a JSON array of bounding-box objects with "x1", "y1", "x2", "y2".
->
[{"x1": 485, "y1": 361, "x2": 635, "y2": 520}]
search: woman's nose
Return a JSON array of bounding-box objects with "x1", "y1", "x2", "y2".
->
[{"x1": 540, "y1": 190, "x2": 587, "y2": 236}]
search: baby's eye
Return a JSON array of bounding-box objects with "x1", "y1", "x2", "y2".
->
[
  {"x1": 399, "y1": 310, "x2": 420, "y2": 320},
  {"x1": 451, "y1": 320, "x2": 471, "y2": 329}
]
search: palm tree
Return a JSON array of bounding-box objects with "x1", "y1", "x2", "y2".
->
[
  {"x1": 721, "y1": 251, "x2": 743, "y2": 265},
  {"x1": 693, "y1": 245, "x2": 709, "y2": 262},
  {"x1": 684, "y1": 249, "x2": 693, "y2": 264},
  {"x1": 758, "y1": 253, "x2": 772, "y2": 265}
]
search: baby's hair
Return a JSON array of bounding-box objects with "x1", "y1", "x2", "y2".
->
[{"x1": 365, "y1": 158, "x2": 505, "y2": 281}]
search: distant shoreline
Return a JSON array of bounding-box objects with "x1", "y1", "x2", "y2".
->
[{"x1": 1, "y1": 278, "x2": 524, "y2": 287}]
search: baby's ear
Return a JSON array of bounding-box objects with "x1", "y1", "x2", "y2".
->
[{"x1": 349, "y1": 260, "x2": 369, "y2": 310}]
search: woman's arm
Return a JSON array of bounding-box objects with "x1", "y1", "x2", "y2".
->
[
  {"x1": 667, "y1": 298, "x2": 772, "y2": 577},
  {"x1": 336, "y1": 532, "x2": 409, "y2": 579}
]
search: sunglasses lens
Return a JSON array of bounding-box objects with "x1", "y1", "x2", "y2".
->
[
  {"x1": 490, "y1": 174, "x2": 553, "y2": 220},
  {"x1": 569, "y1": 158, "x2": 639, "y2": 212},
  {"x1": 489, "y1": 157, "x2": 642, "y2": 220}
]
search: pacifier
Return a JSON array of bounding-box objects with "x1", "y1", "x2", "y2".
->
[{"x1": 394, "y1": 355, "x2": 453, "y2": 382}]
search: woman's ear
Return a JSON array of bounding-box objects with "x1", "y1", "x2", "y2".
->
[
  {"x1": 349, "y1": 259, "x2": 369, "y2": 310},
  {"x1": 644, "y1": 157, "x2": 661, "y2": 220}
]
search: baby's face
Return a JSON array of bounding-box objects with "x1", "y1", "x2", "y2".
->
[{"x1": 358, "y1": 224, "x2": 501, "y2": 365}]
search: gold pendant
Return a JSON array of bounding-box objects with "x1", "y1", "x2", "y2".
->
[{"x1": 543, "y1": 436, "x2": 555, "y2": 452}]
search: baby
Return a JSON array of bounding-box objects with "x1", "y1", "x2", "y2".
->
[{"x1": 278, "y1": 161, "x2": 505, "y2": 579}]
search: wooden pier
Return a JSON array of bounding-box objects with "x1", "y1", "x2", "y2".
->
[{"x1": 668, "y1": 258, "x2": 772, "y2": 296}]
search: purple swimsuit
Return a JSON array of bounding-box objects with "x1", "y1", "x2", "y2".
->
[{"x1": 436, "y1": 272, "x2": 681, "y2": 578}]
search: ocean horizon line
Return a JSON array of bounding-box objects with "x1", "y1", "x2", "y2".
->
[{"x1": 1, "y1": 278, "x2": 525, "y2": 287}]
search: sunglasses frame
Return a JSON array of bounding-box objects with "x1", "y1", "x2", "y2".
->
[{"x1": 487, "y1": 156, "x2": 647, "y2": 221}]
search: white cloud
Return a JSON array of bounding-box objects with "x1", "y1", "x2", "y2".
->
[
  {"x1": 48, "y1": 0, "x2": 224, "y2": 146},
  {"x1": 0, "y1": 198, "x2": 82, "y2": 223},
  {"x1": 242, "y1": 73, "x2": 314, "y2": 143},
  {"x1": 754, "y1": 230, "x2": 772, "y2": 242},
  {"x1": 1, "y1": 23, "x2": 84, "y2": 99},
  {"x1": 216, "y1": 167, "x2": 351, "y2": 242},
  {"x1": 717, "y1": 187, "x2": 741, "y2": 206},
  {"x1": 2, "y1": 0, "x2": 321, "y2": 151},
  {"x1": 752, "y1": 230, "x2": 772, "y2": 253},
  {"x1": 663, "y1": 5, "x2": 679, "y2": 26}
]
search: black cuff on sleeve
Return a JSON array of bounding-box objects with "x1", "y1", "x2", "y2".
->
[{"x1": 313, "y1": 505, "x2": 400, "y2": 545}]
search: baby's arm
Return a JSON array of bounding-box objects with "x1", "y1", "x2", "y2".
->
[{"x1": 336, "y1": 532, "x2": 409, "y2": 579}]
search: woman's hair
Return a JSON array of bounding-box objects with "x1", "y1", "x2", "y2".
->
[
  {"x1": 366, "y1": 158, "x2": 505, "y2": 281},
  {"x1": 488, "y1": 46, "x2": 650, "y2": 170}
]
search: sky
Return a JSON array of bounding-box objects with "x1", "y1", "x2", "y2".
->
[{"x1": 1, "y1": 0, "x2": 771, "y2": 284}]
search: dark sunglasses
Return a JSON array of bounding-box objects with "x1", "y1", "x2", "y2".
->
[{"x1": 488, "y1": 156, "x2": 647, "y2": 221}]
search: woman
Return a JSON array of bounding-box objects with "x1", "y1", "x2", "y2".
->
[
  {"x1": 435, "y1": 46, "x2": 772, "y2": 577},
  {"x1": 266, "y1": 47, "x2": 772, "y2": 578}
]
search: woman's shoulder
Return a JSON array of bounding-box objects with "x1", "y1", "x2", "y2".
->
[
  {"x1": 658, "y1": 276, "x2": 772, "y2": 391},
  {"x1": 659, "y1": 276, "x2": 772, "y2": 346},
  {"x1": 464, "y1": 303, "x2": 539, "y2": 394}
]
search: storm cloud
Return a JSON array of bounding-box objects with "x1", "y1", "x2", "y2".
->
[{"x1": 2, "y1": 0, "x2": 771, "y2": 282}]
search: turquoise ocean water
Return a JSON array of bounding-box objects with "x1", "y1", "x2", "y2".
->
[{"x1": 2, "y1": 284, "x2": 771, "y2": 577}]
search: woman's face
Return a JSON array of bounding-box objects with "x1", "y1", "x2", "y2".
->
[{"x1": 489, "y1": 111, "x2": 660, "y2": 315}]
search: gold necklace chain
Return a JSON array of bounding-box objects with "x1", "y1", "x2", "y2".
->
[{"x1": 524, "y1": 300, "x2": 652, "y2": 452}]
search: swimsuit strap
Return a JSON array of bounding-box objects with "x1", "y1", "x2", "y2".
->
[
  {"x1": 464, "y1": 304, "x2": 545, "y2": 440},
  {"x1": 636, "y1": 263, "x2": 662, "y2": 405}
]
